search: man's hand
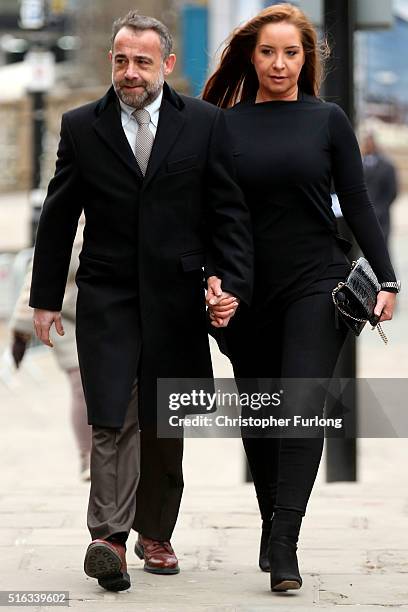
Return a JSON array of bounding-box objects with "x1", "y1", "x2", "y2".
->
[
  {"x1": 208, "y1": 294, "x2": 240, "y2": 328},
  {"x1": 33, "y1": 309, "x2": 65, "y2": 348},
  {"x1": 206, "y1": 276, "x2": 240, "y2": 327}
]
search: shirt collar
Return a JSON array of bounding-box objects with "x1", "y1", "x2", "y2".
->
[{"x1": 119, "y1": 89, "x2": 163, "y2": 127}]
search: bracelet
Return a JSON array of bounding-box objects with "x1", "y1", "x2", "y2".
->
[{"x1": 380, "y1": 281, "x2": 401, "y2": 293}]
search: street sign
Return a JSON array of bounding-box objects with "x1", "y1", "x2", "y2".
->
[
  {"x1": 19, "y1": 0, "x2": 46, "y2": 30},
  {"x1": 25, "y1": 49, "x2": 55, "y2": 92}
]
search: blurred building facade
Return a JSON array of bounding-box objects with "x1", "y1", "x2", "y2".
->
[
  {"x1": 361, "y1": 13, "x2": 408, "y2": 123},
  {"x1": 0, "y1": 0, "x2": 185, "y2": 192},
  {"x1": 0, "y1": 0, "x2": 407, "y2": 195},
  {"x1": 72, "y1": 0, "x2": 182, "y2": 86}
]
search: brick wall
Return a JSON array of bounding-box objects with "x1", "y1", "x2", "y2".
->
[{"x1": 0, "y1": 99, "x2": 31, "y2": 192}]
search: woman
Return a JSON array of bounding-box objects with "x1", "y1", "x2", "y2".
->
[{"x1": 203, "y1": 3, "x2": 399, "y2": 592}]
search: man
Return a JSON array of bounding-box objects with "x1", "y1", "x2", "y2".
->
[
  {"x1": 361, "y1": 132, "x2": 399, "y2": 247},
  {"x1": 29, "y1": 12, "x2": 252, "y2": 592}
]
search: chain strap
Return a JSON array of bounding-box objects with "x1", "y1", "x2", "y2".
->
[
  {"x1": 376, "y1": 323, "x2": 388, "y2": 345},
  {"x1": 332, "y1": 284, "x2": 388, "y2": 345}
]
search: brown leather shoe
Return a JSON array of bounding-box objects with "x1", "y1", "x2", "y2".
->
[
  {"x1": 84, "y1": 539, "x2": 131, "y2": 591},
  {"x1": 134, "y1": 534, "x2": 180, "y2": 575}
]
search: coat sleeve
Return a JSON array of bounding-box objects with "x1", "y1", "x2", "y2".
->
[
  {"x1": 329, "y1": 104, "x2": 397, "y2": 284},
  {"x1": 29, "y1": 113, "x2": 83, "y2": 311},
  {"x1": 205, "y1": 109, "x2": 254, "y2": 305}
]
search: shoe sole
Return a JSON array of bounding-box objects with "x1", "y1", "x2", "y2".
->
[
  {"x1": 98, "y1": 573, "x2": 131, "y2": 592},
  {"x1": 84, "y1": 543, "x2": 130, "y2": 591},
  {"x1": 271, "y1": 579, "x2": 301, "y2": 591},
  {"x1": 143, "y1": 565, "x2": 180, "y2": 575},
  {"x1": 135, "y1": 543, "x2": 180, "y2": 575}
]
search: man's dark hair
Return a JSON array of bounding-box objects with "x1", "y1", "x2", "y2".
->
[{"x1": 111, "y1": 11, "x2": 173, "y2": 58}]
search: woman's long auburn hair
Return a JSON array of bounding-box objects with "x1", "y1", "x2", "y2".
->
[{"x1": 202, "y1": 3, "x2": 328, "y2": 108}]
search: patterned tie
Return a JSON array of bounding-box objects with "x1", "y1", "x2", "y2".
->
[{"x1": 133, "y1": 108, "x2": 154, "y2": 176}]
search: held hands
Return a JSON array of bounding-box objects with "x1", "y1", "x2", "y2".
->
[
  {"x1": 206, "y1": 276, "x2": 240, "y2": 328},
  {"x1": 33, "y1": 309, "x2": 65, "y2": 348},
  {"x1": 374, "y1": 291, "x2": 397, "y2": 323}
]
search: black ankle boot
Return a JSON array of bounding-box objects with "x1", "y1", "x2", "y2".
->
[
  {"x1": 268, "y1": 509, "x2": 303, "y2": 592},
  {"x1": 259, "y1": 520, "x2": 272, "y2": 572}
]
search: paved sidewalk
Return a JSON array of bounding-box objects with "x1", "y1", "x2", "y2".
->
[
  {"x1": 0, "y1": 193, "x2": 407, "y2": 610},
  {"x1": 1, "y1": 347, "x2": 408, "y2": 611}
]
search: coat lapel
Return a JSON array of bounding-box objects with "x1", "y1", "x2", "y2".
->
[
  {"x1": 142, "y1": 85, "x2": 186, "y2": 189},
  {"x1": 92, "y1": 87, "x2": 143, "y2": 181}
]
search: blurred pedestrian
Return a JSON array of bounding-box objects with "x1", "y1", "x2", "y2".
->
[
  {"x1": 29, "y1": 11, "x2": 252, "y2": 592},
  {"x1": 204, "y1": 2, "x2": 399, "y2": 594},
  {"x1": 361, "y1": 132, "x2": 399, "y2": 247},
  {"x1": 9, "y1": 225, "x2": 91, "y2": 481}
]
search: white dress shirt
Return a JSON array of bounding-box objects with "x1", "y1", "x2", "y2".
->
[{"x1": 119, "y1": 90, "x2": 163, "y2": 154}]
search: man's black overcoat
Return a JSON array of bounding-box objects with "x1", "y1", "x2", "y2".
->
[{"x1": 29, "y1": 83, "x2": 252, "y2": 427}]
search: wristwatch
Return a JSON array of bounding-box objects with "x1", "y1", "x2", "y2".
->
[{"x1": 380, "y1": 281, "x2": 401, "y2": 293}]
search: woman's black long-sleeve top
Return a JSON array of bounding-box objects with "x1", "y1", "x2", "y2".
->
[{"x1": 224, "y1": 92, "x2": 397, "y2": 312}]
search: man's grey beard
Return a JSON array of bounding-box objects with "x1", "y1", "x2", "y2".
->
[{"x1": 114, "y1": 69, "x2": 164, "y2": 109}]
